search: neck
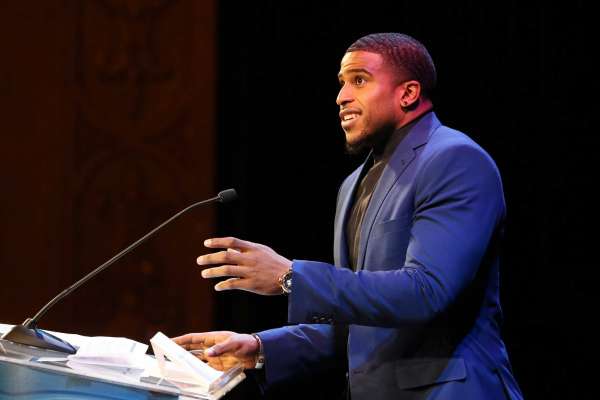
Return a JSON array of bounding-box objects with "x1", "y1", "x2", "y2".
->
[{"x1": 371, "y1": 102, "x2": 432, "y2": 159}]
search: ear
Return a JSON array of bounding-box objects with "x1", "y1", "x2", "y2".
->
[{"x1": 396, "y1": 80, "x2": 422, "y2": 109}]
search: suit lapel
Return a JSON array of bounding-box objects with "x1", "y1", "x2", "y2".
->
[{"x1": 356, "y1": 112, "x2": 442, "y2": 269}]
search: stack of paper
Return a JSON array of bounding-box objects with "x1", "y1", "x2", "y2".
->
[{"x1": 68, "y1": 336, "x2": 148, "y2": 368}]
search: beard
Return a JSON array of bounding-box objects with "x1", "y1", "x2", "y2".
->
[
  {"x1": 344, "y1": 135, "x2": 371, "y2": 155},
  {"x1": 343, "y1": 124, "x2": 394, "y2": 156}
]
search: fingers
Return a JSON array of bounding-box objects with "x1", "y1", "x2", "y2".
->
[
  {"x1": 206, "y1": 337, "x2": 239, "y2": 357},
  {"x1": 201, "y1": 264, "x2": 247, "y2": 279},
  {"x1": 203, "y1": 237, "x2": 255, "y2": 251},
  {"x1": 206, "y1": 357, "x2": 226, "y2": 371},
  {"x1": 171, "y1": 332, "x2": 232, "y2": 349},
  {"x1": 197, "y1": 249, "x2": 245, "y2": 266},
  {"x1": 205, "y1": 355, "x2": 239, "y2": 371},
  {"x1": 171, "y1": 332, "x2": 208, "y2": 347},
  {"x1": 214, "y1": 277, "x2": 253, "y2": 292}
]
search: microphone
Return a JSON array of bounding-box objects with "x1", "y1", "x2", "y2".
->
[{"x1": 1, "y1": 189, "x2": 238, "y2": 354}]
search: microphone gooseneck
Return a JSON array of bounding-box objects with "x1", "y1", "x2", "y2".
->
[{"x1": 2, "y1": 189, "x2": 237, "y2": 353}]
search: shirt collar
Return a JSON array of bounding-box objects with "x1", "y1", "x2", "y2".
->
[{"x1": 371, "y1": 110, "x2": 433, "y2": 163}]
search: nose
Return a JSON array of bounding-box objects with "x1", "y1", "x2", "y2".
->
[{"x1": 336, "y1": 83, "x2": 353, "y2": 106}]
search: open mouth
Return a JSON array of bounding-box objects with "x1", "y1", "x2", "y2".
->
[{"x1": 340, "y1": 110, "x2": 361, "y2": 129}]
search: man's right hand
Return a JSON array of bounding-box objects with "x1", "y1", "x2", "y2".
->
[{"x1": 172, "y1": 331, "x2": 259, "y2": 371}]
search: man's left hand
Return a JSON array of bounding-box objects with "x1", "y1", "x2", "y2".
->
[{"x1": 197, "y1": 236, "x2": 292, "y2": 295}]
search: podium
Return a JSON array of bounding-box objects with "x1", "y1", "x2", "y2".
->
[{"x1": 0, "y1": 337, "x2": 244, "y2": 399}]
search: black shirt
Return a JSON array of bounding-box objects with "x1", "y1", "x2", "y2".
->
[{"x1": 345, "y1": 114, "x2": 428, "y2": 271}]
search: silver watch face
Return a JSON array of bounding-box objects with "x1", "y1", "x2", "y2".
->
[{"x1": 281, "y1": 271, "x2": 292, "y2": 293}]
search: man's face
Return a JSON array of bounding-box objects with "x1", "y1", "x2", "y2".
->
[{"x1": 337, "y1": 51, "x2": 402, "y2": 153}]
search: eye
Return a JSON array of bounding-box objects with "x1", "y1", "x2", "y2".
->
[{"x1": 354, "y1": 76, "x2": 366, "y2": 86}]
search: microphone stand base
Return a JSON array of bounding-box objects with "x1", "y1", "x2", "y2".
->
[{"x1": 1, "y1": 324, "x2": 77, "y2": 354}]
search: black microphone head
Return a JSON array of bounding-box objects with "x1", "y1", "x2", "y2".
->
[{"x1": 217, "y1": 189, "x2": 238, "y2": 203}]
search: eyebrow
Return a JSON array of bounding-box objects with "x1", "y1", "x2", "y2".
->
[{"x1": 337, "y1": 68, "x2": 373, "y2": 79}]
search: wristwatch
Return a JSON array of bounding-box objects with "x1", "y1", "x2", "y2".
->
[
  {"x1": 251, "y1": 334, "x2": 265, "y2": 369},
  {"x1": 278, "y1": 269, "x2": 293, "y2": 294}
]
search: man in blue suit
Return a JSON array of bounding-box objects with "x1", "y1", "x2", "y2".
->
[{"x1": 174, "y1": 33, "x2": 523, "y2": 399}]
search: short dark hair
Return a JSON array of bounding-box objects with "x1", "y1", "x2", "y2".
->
[{"x1": 347, "y1": 33, "x2": 437, "y2": 97}]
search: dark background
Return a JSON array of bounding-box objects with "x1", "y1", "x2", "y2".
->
[
  {"x1": 1, "y1": 1, "x2": 595, "y2": 399},
  {"x1": 215, "y1": 1, "x2": 594, "y2": 399}
]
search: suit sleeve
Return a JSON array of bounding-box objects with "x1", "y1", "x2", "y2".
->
[
  {"x1": 287, "y1": 143, "x2": 506, "y2": 326},
  {"x1": 257, "y1": 324, "x2": 346, "y2": 387}
]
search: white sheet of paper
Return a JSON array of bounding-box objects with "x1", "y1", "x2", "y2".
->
[{"x1": 67, "y1": 336, "x2": 148, "y2": 369}]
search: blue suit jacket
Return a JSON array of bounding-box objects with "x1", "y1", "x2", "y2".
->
[{"x1": 259, "y1": 113, "x2": 523, "y2": 400}]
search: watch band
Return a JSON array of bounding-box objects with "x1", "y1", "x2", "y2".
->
[{"x1": 251, "y1": 333, "x2": 265, "y2": 369}]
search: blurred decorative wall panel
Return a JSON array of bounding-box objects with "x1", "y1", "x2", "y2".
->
[{"x1": 0, "y1": 0, "x2": 217, "y2": 343}]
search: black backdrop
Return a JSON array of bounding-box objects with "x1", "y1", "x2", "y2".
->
[{"x1": 212, "y1": 1, "x2": 594, "y2": 398}]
